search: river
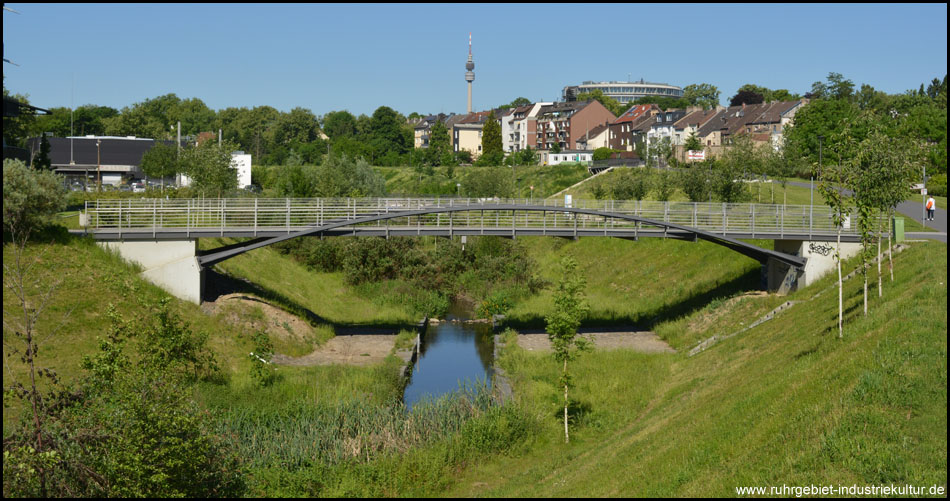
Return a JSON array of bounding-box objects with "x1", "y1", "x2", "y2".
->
[{"x1": 402, "y1": 300, "x2": 494, "y2": 408}]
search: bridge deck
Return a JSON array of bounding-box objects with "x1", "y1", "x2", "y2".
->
[{"x1": 81, "y1": 197, "x2": 878, "y2": 243}]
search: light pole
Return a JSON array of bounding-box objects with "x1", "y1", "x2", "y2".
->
[
  {"x1": 813, "y1": 134, "x2": 824, "y2": 208},
  {"x1": 96, "y1": 138, "x2": 101, "y2": 192},
  {"x1": 456, "y1": 182, "x2": 461, "y2": 197}
]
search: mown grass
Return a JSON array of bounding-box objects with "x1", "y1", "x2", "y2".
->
[
  {"x1": 445, "y1": 241, "x2": 946, "y2": 496},
  {"x1": 503, "y1": 236, "x2": 766, "y2": 344}
]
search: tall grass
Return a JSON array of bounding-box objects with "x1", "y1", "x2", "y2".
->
[{"x1": 213, "y1": 383, "x2": 496, "y2": 469}]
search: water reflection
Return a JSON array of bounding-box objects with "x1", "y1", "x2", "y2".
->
[{"x1": 403, "y1": 301, "x2": 494, "y2": 409}]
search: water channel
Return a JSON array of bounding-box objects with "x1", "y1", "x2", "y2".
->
[{"x1": 402, "y1": 300, "x2": 494, "y2": 409}]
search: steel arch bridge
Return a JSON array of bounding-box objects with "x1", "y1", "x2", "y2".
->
[{"x1": 193, "y1": 204, "x2": 807, "y2": 270}]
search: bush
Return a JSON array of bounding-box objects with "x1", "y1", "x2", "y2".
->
[
  {"x1": 926, "y1": 173, "x2": 947, "y2": 197},
  {"x1": 3, "y1": 159, "x2": 67, "y2": 239}
]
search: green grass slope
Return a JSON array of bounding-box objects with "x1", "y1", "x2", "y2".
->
[{"x1": 448, "y1": 241, "x2": 947, "y2": 496}]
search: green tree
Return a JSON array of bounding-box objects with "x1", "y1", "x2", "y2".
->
[
  {"x1": 34, "y1": 135, "x2": 52, "y2": 171},
  {"x1": 817, "y1": 144, "x2": 852, "y2": 339},
  {"x1": 498, "y1": 97, "x2": 532, "y2": 110},
  {"x1": 544, "y1": 256, "x2": 590, "y2": 444},
  {"x1": 179, "y1": 140, "x2": 240, "y2": 197},
  {"x1": 462, "y1": 167, "x2": 515, "y2": 197},
  {"x1": 425, "y1": 120, "x2": 451, "y2": 166},
  {"x1": 683, "y1": 131, "x2": 702, "y2": 152},
  {"x1": 367, "y1": 106, "x2": 411, "y2": 161},
  {"x1": 592, "y1": 147, "x2": 616, "y2": 161},
  {"x1": 575, "y1": 89, "x2": 625, "y2": 116},
  {"x1": 323, "y1": 110, "x2": 358, "y2": 140},
  {"x1": 140, "y1": 142, "x2": 180, "y2": 189},
  {"x1": 683, "y1": 83, "x2": 721, "y2": 109},
  {"x1": 3, "y1": 159, "x2": 67, "y2": 240},
  {"x1": 651, "y1": 169, "x2": 676, "y2": 201},
  {"x1": 550, "y1": 142, "x2": 562, "y2": 154},
  {"x1": 680, "y1": 161, "x2": 714, "y2": 202},
  {"x1": 2, "y1": 86, "x2": 36, "y2": 148},
  {"x1": 481, "y1": 117, "x2": 503, "y2": 158},
  {"x1": 311, "y1": 154, "x2": 385, "y2": 198},
  {"x1": 633, "y1": 95, "x2": 691, "y2": 110},
  {"x1": 730, "y1": 89, "x2": 765, "y2": 107}
]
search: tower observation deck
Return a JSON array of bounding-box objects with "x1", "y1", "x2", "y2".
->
[{"x1": 465, "y1": 33, "x2": 475, "y2": 113}]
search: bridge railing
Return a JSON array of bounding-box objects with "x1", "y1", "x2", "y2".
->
[{"x1": 83, "y1": 197, "x2": 875, "y2": 238}]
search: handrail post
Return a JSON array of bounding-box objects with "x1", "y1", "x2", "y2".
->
[
  {"x1": 751, "y1": 204, "x2": 755, "y2": 238},
  {"x1": 254, "y1": 198, "x2": 258, "y2": 237},
  {"x1": 722, "y1": 202, "x2": 727, "y2": 236},
  {"x1": 286, "y1": 198, "x2": 290, "y2": 234},
  {"x1": 780, "y1": 203, "x2": 784, "y2": 238}
]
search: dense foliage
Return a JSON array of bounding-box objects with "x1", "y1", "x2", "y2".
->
[
  {"x1": 3, "y1": 304, "x2": 243, "y2": 497},
  {"x1": 273, "y1": 236, "x2": 544, "y2": 318},
  {"x1": 2, "y1": 159, "x2": 67, "y2": 239}
]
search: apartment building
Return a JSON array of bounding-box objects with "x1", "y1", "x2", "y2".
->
[
  {"x1": 575, "y1": 123, "x2": 610, "y2": 150},
  {"x1": 453, "y1": 109, "x2": 495, "y2": 159},
  {"x1": 608, "y1": 104, "x2": 660, "y2": 150},
  {"x1": 535, "y1": 100, "x2": 616, "y2": 151}
]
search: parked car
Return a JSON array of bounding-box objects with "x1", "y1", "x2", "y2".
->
[
  {"x1": 131, "y1": 182, "x2": 146, "y2": 193},
  {"x1": 243, "y1": 184, "x2": 262, "y2": 194},
  {"x1": 119, "y1": 185, "x2": 132, "y2": 192}
]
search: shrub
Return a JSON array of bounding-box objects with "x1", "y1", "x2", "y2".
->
[
  {"x1": 926, "y1": 173, "x2": 946, "y2": 197},
  {"x1": 3, "y1": 158, "x2": 67, "y2": 239}
]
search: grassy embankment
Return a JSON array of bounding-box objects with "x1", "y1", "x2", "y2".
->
[
  {"x1": 1, "y1": 229, "x2": 412, "y2": 432},
  {"x1": 375, "y1": 163, "x2": 590, "y2": 198},
  {"x1": 443, "y1": 240, "x2": 946, "y2": 496}
]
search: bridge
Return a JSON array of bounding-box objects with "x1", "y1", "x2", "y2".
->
[{"x1": 79, "y1": 197, "x2": 875, "y2": 303}]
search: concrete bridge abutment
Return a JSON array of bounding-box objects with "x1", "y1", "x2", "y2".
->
[
  {"x1": 766, "y1": 239, "x2": 862, "y2": 294},
  {"x1": 99, "y1": 239, "x2": 204, "y2": 304}
]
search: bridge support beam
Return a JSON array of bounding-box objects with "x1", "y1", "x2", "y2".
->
[
  {"x1": 766, "y1": 239, "x2": 862, "y2": 294},
  {"x1": 99, "y1": 240, "x2": 204, "y2": 304}
]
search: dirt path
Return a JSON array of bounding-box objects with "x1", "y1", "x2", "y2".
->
[
  {"x1": 516, "y1": 330, "x2": 675, "y2": 353},
  {"x1": 271, "y1": 334, "x2": 399, "y2": 367}
]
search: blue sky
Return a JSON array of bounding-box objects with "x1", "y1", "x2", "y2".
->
[{"x1": 3, "y1": 3, "x2": 947, "y2": 117}]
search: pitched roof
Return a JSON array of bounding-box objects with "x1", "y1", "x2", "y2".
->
[
  {"x1": 629, "y1": 113, "x2": 657, "y2": 134},
  {"x1": 536, "y1": 100, "x2": 594, "y2": 120},
  {"x1": 696, "y1": 103, "x2": 772, "y2": 138},
  {"x1": 673, "y1": 108, "x2": 720, "y2": 130},
  {"x1": 612, "y1": 104, "x2": 659, "y2": 125},
  {"x1": 745, "y1": 100, "x2": 803, "y2": 125},
  {"x1": 584, "y1": 123, "x2": 610, "y2": 137}
]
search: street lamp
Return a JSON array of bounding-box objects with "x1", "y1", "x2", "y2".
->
[
  {"x1": 456, "y1": 182, "x2": 461, "y2": 197},
  {"x1": 96, "y1": 138, "x2": 101, "y2": 192}
]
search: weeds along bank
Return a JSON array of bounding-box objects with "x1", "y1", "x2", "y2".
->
[{"x1": 447, "y1": 241, "x2": 946, "y2": 496}]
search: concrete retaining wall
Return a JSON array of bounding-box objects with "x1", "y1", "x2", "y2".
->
[
  {"x1": 99, "y1": 240, "x2": 204, "y2": 304},
  {"x1": 767, "y1": 239, "x2": 863, "y2": 293}
]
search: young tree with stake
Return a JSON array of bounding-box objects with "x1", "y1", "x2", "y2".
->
[{"x1": 545, "y1": 256, "x2": 591, "y2": 443}]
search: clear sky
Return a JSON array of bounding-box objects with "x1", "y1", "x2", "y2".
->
[{"x1": 3, "y1": 3, "x2": 947, "y2": 117}]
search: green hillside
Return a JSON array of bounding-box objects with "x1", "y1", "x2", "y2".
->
[{"x1": 447, "y1": 241, "x2": 947, "y2": 496}]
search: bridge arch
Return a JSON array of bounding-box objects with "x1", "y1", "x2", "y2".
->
[{"x1": 196, "y1": 204, "x2": 806, "y2": 270}]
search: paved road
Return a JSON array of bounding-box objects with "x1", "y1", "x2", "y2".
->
[{"x1": 786, "y1": 180, "x2": 946, "y2": 243}]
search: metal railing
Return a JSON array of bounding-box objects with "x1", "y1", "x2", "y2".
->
[{"x1": 83, "y1": 197, "x2": 877, "y2": 239}]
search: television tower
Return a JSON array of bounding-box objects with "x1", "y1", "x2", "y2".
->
[{"x1": 465, "y1": 32, "x2": 475, "y2": 113}]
